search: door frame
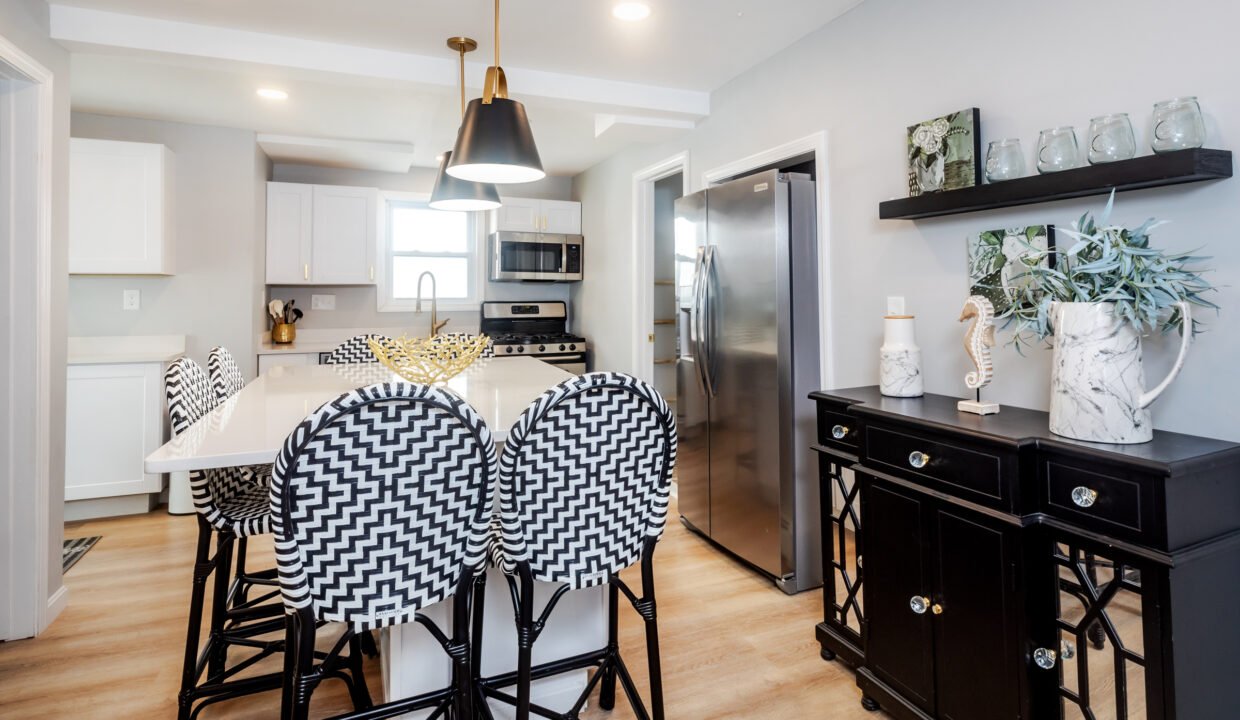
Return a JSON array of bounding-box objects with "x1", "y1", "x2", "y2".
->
[
  {"x1": 701, "y1": 131, "x2": 835, "y2": 389},
  {"x1": 630, "y1": 151, "x2": 689, "y2": 381},
  {"x1": 0, "y1": 33, "x2": 60, "y2": 640}
]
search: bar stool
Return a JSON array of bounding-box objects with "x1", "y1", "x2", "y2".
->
[
  {"x1": 479, "y1": 372, "x2": 677, "y2": 720},
  {"x1": 207, "y1": 346, "x2": 246, "y2": 402},
  {"x1": 165, "y1": 358, "x2": 285, "y2": 719},
  {"x1": 271, "y1": 381, "x2": 497, "y2": 720},
  {"x1": 321, "y1": 334, "x2": 392, "y2": 364}
]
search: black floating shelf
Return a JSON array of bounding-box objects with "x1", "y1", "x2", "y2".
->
[{"x1": 879, "y1": 148, "x2": 1232, "y2": 220}]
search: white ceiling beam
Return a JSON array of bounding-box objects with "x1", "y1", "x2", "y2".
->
[
  {"x1": 595, "y1": 113, "x2": 698, "y2": 138},
  {"x1": 49, "y1": 4, "x2": 710, "y2": 117}
]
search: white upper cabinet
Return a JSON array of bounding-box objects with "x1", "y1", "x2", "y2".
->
[
  {"x1": 541, "y1": 200, "x2": 582, "y2": 235},
  {"x1": 311, "y1": 185, "x2": 377, "y2": 284},
  {"x1": 494, "y1": 198, "x2": 581, "y2": 235},
  {"x1": 265, "y1": 183, "x2": 313, "y2": 284},
  {"x1": 265, "y1": 182, "x2": 377, "y2": 285},
  {"x1": 69, "y1": 138, "x2": 175, "y2": 275}
]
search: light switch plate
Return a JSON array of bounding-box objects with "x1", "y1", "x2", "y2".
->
[
  {"x1": 123, "y1": 289, "x2": 140, "y2": 311},
  {"x1": 311, "y1": 294, "x2": 336, "y2": 310}
]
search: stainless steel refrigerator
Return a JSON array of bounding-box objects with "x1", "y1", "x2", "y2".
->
[{"x1": 676, "y1": 169, "x2": 822, "y2": 594}]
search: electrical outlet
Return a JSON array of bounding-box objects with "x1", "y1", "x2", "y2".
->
[
  {"x1": 123, "y1": 289, "x2": 140, "y2": 311},
  {"x1": 311, "y1": 294, "x2": 336, "y2": 310},
  {"x1": 886, "y1": 296, "x2": 906, "y2": 316}
]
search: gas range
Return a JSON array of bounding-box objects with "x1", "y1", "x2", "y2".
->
[{"x1": 480, "y1": 302, "x2": 589, "y2": 371}]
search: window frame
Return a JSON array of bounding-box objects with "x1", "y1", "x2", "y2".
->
[{"x1": 375, "y1": 191, "x2": 488, "y2": 313}]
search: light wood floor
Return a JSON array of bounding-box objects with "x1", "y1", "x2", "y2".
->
[{"x1": 0, "y1": 501, "x2": 883, "y2": 719}]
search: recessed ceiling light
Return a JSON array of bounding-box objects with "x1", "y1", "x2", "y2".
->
[
  {"x1": 612, "y1": 2, "x2": 651, "y2": 21},
  {"x1": 256, "y1": 88, "x2": 288, "y2": 101}
]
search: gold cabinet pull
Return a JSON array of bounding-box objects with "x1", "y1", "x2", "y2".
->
[
  {"x1": 370, "y1": 266, "x2": 375, "y2": 282},
  {"x1": 303, "y1": 263, "x2": 309, "y2": 281}
]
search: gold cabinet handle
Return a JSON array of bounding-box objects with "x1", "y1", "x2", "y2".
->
[
  {"x1": 303, "y1": 263, "x2": 309, "y2": 281},
  {"x1": 932, "y1": 603, "x2": 944, "y2": 615},
  {"x1": 369, "y1": 265, "x2": 375, "y2": 282}
]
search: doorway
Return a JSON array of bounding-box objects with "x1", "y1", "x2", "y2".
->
[
  {"x1": 651, "y1": 172, "x2": 684, "y2": 408},
  {"x1": 1, "y1": 36, "x2": 59, "y2": 640},
  {"x1": 631, "y1": 152, "x2": 688, "y2": 383}
]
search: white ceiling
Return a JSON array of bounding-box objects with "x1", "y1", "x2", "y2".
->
[{"x1": 53, "y1": 0, "x2": 863, "y2": 174}]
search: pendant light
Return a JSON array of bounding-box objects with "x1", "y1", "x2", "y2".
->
[
  {"x1": 429, "y1": 37, "x2": 502, "y2": 211},
  {"x1": 446, "y1": 0, "x2": 545, "y2": 184}
]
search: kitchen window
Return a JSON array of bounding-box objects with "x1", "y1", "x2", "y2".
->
[{"x1": 377, "y1": 195, "x2": 484, "y2": 312}]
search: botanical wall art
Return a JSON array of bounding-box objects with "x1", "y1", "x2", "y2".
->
[
  {"x1": 907, "y1": 107, "x2": 981, "y2": 195},
  {"x1": 967, "y1": 225, "x2": 1056, "y2": 317}
]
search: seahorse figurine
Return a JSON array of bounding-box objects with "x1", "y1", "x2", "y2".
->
[{"x1": 959, "y1": 295, "x2": 996, "y2": 390}]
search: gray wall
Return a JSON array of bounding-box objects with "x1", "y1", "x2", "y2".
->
[
  {"x1": 0, "y1": 0, "x2": 71, "y2": 628},
  {"x1": 267, "y1": 163, "x2": 575, "y2": 334},
  {"x1": 68, "y1": 113, "x2": 268, "y2": 377},
  {"x1": 573, "y1": 0, "x2": 1240, "y2": 442}
]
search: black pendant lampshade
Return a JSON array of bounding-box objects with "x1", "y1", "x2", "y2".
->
[
  {"x1": 429, "y1": 150, "x2": 501, "y2": 211},
  {"x1": 446, "y1": 96, "x2": 545, "y2": 184}
]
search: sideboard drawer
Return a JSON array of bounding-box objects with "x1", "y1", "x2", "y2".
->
[
  {"x1": 865, "y1": 424, "x2": 1011, "y2": 509},
  {"x1": 1042, "y1": 460, "x2": 1149, "y2": 540},
  {"x1": 818, "y1": 407, "x2": 859, "y2": 451}
]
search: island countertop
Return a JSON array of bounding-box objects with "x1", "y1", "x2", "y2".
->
[{"x1": 144, "y1": 356, "x2": 573, "y2": 473}]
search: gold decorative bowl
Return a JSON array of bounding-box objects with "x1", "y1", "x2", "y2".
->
[{"x1": 368, "y1": 333, "x2": 492, "y2": 385}]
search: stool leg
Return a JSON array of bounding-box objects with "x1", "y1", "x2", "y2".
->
[
  {"x1": 207, "y1": 531, "x2": 235, "y2": 679},
  {"x1": 178, "y1": 517, "x2": 214, "y2": 720},
  {"x1": 289, "y1": 610, "x2": 318, "y2": 720},
  {"x1": 234, "y1": 537, "x2": 249, "y2": 605},
  {"x1": 452, "y1": 581, "x2": 474, "y2": 720},
  {"x1": 471, "y1": 572, "x2": 489, "y2": 713},
  {"x1": 280, "y1": 613, "x2": 297, "y2": 719},
  {"x1": 599, "y1": 582, "x2": 618, "y2": 711},
  {"x1": 516, "y1": 571, "x2": 534, "y2": 720},
  {"x1": 641, "y1": 551, "x2": 664, "y2": 720},
  {"x1": 347, "y1": 633, "x2": 374, "y2": 710}
]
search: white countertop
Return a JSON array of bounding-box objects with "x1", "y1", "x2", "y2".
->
[
  {"x1": 144, "y1": 356, "x2": 571, "y2": 473},
  {"x1": 68, "y1": 335, "x2": 186, "y2": 365}
]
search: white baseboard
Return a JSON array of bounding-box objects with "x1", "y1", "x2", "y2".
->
[{"x1": 42, "y1": 584, "x2": 69, "y2": 633}]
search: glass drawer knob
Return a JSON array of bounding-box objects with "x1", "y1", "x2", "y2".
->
[
  {"x1": 1033, "y1": 647, "x2": 1058, "y2": 670},
  {"x1": 908, "y1": 451, "x2": 931, "y2": 469},
  {"x1": 831, "y1": 424, "x2": 850, "y2": 439},
  {"x1": 909, "y1": 595, "x2": 931, "y2": 615},
  {"x1": 1071, "y1": 486, "x2": 1099, "y2": 508}
]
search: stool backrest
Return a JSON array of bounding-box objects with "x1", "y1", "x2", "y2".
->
[
  {"x1": 208, "y1": 346, "x2": 245, "y2": 402},
  {"x1": 165, "y1": 358, "x2": 263, "y2": 531},
  {"x1": 496, "y1": 372, "x2": 676, "y2": 589},
  {"x1": 321, "y1": 334, "x2": 392, "y2": 365},
  {"x1": 271, "y1": 382, "x2": 497, "y2": 631}
]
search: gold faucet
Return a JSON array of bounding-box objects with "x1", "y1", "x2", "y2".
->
[{"x1": 415, "y1": 271, "x2": 450, "y2": 338}]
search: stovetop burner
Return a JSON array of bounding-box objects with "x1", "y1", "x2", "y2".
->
[{"x1": 490, "y1": 332, "x2": 586, "y2": 345}]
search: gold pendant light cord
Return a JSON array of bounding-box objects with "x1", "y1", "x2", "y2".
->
[
  {"x1": 494, "y1": 0, "x2": 501, "y2": 68},
  {"x1": 483, "y1": 0, "x2": 508, "y2": 104},
  {"x1": 458, "y1": 43, "x2": 466, "y2": 118}
]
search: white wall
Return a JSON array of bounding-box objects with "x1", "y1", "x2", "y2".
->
[
  {"x1": 573, "y1": 0, "x2": 1240, "y2": 442},
  {"x1": 0, "y1": 0, "x2": 71, "y2": 634},
  {"x1": 267, "y1": 163, "x2": 575, "y2": 335},
  {"x1": 67, "y1": 113, "x2": 268, "y2": 377}
]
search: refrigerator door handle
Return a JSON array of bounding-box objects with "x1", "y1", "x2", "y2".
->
[
  {"x1": 689, "y1": 247, "x2": 708, "y2": 397},
  {"x1": 701, "y1": 245, "x2": 717, "y2": 397}
]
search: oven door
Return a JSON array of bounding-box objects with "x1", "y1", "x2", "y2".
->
[
  {"x1": 491, "y1": 232, "x2": 578, "y2": 282},
  {"x1": 533, "y1": 353, "x2": 587, "y2": 375}
]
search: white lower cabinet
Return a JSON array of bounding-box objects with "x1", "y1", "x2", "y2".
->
[
  {"x1": 65, "y1": 362, "x2": 167, "y2": 503},
  {"x1": 257, "y1": 352, "x2": 318, "y2": 375}
]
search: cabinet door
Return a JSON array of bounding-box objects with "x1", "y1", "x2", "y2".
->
[
  {"x1": 542, "y1": 200, "x2": 581, "y2": 234},
  {"x1": 495, "y1": 197, "x2": 542, "y2": 233},
  {"x1": 311, "y1": 185, "x2": 377, "y2": 284},
  {"x1": 932, "y1": 506, "x2": 1021, "y2": 720},
  {"x1": 863, "y1": 477, "x2": 936, "y2": 713},
  {"x1": 266, "y1": 182, "x2": 313, "y2": 284},
  {"x1": 65, "y1": 363, "x2": 164, "y2": 500},
  {"x1": 69, "y1": 138, "x2": 174, "y2": 275}
]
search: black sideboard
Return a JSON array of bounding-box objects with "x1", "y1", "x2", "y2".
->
[{"x1": 811, "y1": 387, "x2": 1240, "y2": 720}]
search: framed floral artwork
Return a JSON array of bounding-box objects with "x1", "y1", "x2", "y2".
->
[
  {"x1": 967, "y1": 225, "x2": 1056, "y2": 317},
  {"x1": 907, "y1": 108, "x2": 980, "y2": 196}
]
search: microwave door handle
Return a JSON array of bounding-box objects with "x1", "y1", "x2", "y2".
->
[{"x1": 689, "y1": 247, "x2": 708, "y2": 396}]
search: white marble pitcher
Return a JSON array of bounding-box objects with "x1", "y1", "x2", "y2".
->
[{"x1": 1049, "y1": 301, "x2": 1192, "y2": 444}]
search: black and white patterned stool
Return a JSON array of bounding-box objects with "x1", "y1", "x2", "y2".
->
[
  {"x1": 321, "y1": 334, "x2": 392, "y2": 364},
  {"x1": 207, "y1": 346, "x2": 246, "y2": 402},
  {"x1": 271, "y1": 381, "x2": 497, "y2": 720},
  {"x1": 479, "y1": 372, "x2": 677, "y2": 720},
  {"x1": 165, "y1": 358, "x2": 285, "y2": 719}
]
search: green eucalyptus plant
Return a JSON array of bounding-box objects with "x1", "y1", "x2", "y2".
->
[{"x1": 1002, "y1": 192, "x2": 1218, "y2": 351}]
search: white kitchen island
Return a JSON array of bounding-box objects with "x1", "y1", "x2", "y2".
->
[{"x1": 144, "y1": 356, "x2": 605, "y2": 717}]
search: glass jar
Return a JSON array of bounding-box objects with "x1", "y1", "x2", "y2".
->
[
  {"x1": 1152, "y1": 97, "x2": 1205, "y2": 153},
  {"x1": 985, "y1": 139, "x2": 1025, "y2": 182},
  {"x1": 1087, "y1": 113, "x2": 1136, "y2": 164},
  {"x1": 1037, "y1": 127, "x2": 1080, "y2": 174}
]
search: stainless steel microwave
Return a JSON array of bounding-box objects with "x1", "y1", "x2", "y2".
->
[{"x1": 489, "y1": 231, "x2": 583, "y2": 282}]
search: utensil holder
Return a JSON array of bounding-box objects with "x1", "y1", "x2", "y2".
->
[{"x1": 272, "y1": 323, "x2": 296, "y2": 344}]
